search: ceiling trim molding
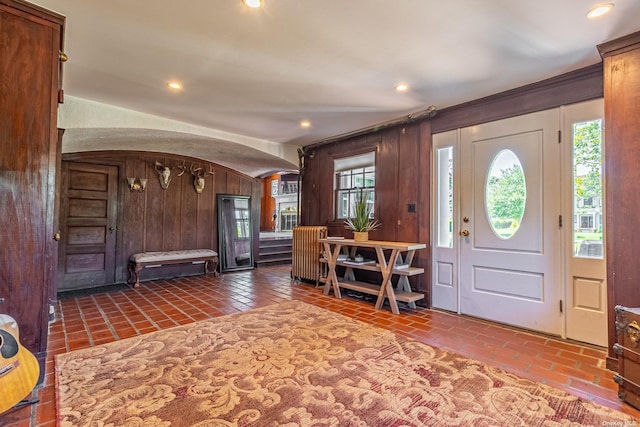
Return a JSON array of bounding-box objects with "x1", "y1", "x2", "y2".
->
[
  {"x1": 432, "y1": 63, "x2": 604, "y2": 134},
  {"x1": 598, "y1": 30, "x2": 640, "y2": 57}
]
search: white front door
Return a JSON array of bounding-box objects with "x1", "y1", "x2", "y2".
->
[{"x1": 458, "y1": 109, "x2": 563, "y2": 335}]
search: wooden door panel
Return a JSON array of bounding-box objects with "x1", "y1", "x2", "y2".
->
[
  {"x1": 65, "y1": 254, "x2": 105, "y2": 273},
  {"x1": 58, "y1": 162, "x2": 118, "y2": 290},
  {"x1": 69, "y1": 170, "x2": 109, "y2": 191},
  {"x1": 67, "y1": 226, "x2": 106, "y2": 245},
  {"x1": 69, "y1": 199, "x2": 107, "y2": 217}
]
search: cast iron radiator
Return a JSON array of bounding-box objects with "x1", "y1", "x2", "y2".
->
[{"x1": 292, "y1": 226, "x2": 327, "y2": 285}]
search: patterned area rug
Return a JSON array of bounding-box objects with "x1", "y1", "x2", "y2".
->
[{"x1": 56, "y1": 300, "x2": 634, "y2": 426}]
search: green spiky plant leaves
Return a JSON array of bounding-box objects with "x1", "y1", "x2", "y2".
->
[{"x1": 344, "y1": 189, "x2": 381, "y2": 232}]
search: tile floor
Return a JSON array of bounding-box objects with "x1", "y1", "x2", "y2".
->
[{"x1": 1, "y1": 264, "x2": 638, "y2": 426}]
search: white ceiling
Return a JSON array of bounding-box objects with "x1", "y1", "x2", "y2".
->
[{"x1": 31, "y1": 0, "x2": 640, "y2": 177}]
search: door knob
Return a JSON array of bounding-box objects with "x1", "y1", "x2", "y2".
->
[
  {"x1": 53, "y1": 231, "x2": 61, "y2": 241},
  {"x1": 459, "y1": 230, "x2": 470, "y2": 237},
  {"x1": 109, "y1": 226, "x2": 116, "y2": 234}
]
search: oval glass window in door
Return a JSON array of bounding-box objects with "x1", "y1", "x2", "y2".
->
[{"x1": 485, "y1": 149, "x2": 526, "y2": 239}]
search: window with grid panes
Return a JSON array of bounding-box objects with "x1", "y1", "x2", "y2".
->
[
  {"x1": 334, "y1": 152, "x2": 376, "y2": 219},
  {"x1": 280, "y1": 211, "x2": 298, "y2": 231}
]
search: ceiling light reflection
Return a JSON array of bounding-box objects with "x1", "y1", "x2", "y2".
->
[
  {"x1": 587, "y1": 3, "x2": 614, "y2": 19},
  {"x1": 243, "y1": 0, "x2": 263, "y2": 8}
]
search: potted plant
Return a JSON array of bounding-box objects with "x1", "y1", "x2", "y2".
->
[{"x1": 344, "y1": 189, "x2": 380, "y2": 241}]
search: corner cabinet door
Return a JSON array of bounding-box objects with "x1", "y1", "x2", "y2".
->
[{"x1": 0, "y1": 1, "x2": 64, "y2": 370}]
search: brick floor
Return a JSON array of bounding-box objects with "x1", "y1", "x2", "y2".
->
[{"x1": 1, "y1": 265, "x2": 638, "y2": 425}]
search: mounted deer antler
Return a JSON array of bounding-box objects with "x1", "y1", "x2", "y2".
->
[
  {"x1": 154, "y1": 161, "x2": 186, "y2": 189},
  {"x1": 190, "y1": 164, "x2": 214, "y2": 194}
]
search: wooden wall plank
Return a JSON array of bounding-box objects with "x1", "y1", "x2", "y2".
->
[
  {"x1": 144, "y1": 158, "x2": 165, "y2": 252},
  {"x1": 416, "y1": 121, "x2": 432, "y2": 297},
  {"x1": 396, "y1": 125, "x2": 420, "y2": 244},
  {"x1": 162, "y1": 159, "x2": 183, "y2": 252},
  {"x1": 599, "y1": 31, "x2": 640, "y2": 364},
  {"x1": 181, "y1": 166, "x2": 199, "y2": 249},
  {"x1": 377, "y1": 129, "x2": 400, "y2": 242}
]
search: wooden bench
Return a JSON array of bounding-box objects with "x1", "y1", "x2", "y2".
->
[{"x1": 127, "y1": 249, "x2": 219, "y2": 288}]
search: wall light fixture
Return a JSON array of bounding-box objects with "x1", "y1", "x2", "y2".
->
[{"x1": 127, "y1": 177, "x2": 147, "y2": 192}]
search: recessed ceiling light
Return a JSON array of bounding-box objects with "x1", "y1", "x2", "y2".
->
[
  {"x1": 587, "y1": 3, "x2": 614, "y2": 19},
  {"x1": 166, "y1": 81, "x2": 183, "y2": 90},
  {"x1": 395, "y1": 83, "x2": 409, "y2": 92},
  {"x1": 300, "y1": 120, "x2": 311, "y2": 128},
  {"x1": 242, "y1": 0, "x2": 263, "y2": 8}
]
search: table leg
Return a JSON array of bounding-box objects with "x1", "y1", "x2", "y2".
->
[
  {"x1": 322, "y1": 242, "x2": 343, "y2": 298},
  {"x1": 374, "y1": 247, "x2": 401, "y2": 314},
  {"x1": 396, "y1": 250, "x2": 416, "y2": 308}
]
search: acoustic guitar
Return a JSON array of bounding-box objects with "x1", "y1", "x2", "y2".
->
[{"x1": 0, "y1": 314, "x2": 40, "y2": 414}]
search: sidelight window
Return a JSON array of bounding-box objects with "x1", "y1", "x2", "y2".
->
[
  {"x1": 436, "y1": 146, "x2": 454, "y2": 248},
  {"x1": 572, "y1": 119, "x2": 603, "y2": 258}
]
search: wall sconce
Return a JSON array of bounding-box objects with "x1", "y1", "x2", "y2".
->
[{"x1": 127, "y1": 177, "x2": 147, "y2": 192}]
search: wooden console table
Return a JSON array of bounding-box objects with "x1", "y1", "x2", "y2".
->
[{"x1": 320, "y1": 238, "x2": 426, "y2": 314}]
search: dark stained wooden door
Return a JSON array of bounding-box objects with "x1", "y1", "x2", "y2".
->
[{"x1": 58, "y1": 162, "x2": 118, "y2": 290}]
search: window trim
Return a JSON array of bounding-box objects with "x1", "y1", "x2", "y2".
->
[{"x1": 333, "y1": 151, "x2": 376, "y2": 220}]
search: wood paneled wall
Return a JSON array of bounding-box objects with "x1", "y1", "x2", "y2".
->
[
  {"x1": 300, "y1": 123, "x2": 432, "y2": 297},
  {"x1": 62, "y1": 151, "x2": 260, "y2": 285},
  {"x1": 598, "y1": 31, "x2": 640, "y2": 365}
]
